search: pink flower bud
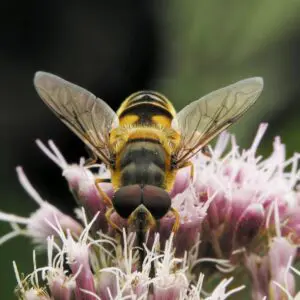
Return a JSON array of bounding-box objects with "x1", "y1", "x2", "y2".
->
[
  {"x1": 64, "y1": 165, "x2": 114, "y2": 233},
  {"x1": 245, "y1": 237, "x2": 296, "y2": 299},
  {"x1": 0, "y1": 167, "x2": 83, "y2": 248},
  {"x1": 48, "y1": 276, "x2": 75, "y2": 300},
  {"x1": 270, "y1": 269, "x2": 295, "y2": 300},
  {"x1": 158, "y1": 216, "x2": 203, "y2": 258},
  {"x1": 73, "y1": 267, "x2": 96, "y2": 300},
  {"x1": 64, "y1": 234, "x2": 96, "y2": 300},
  {"x1": 28, "y1": 202, "x2": 83, "y2": 246},
  {"x1": 269, "y1": 238, "x2": 296, "y2": 287},
  {"x1": 233, "y1": 203, "x2": 265, "y2": 247},
  {"x1": 95, "y1": 271, "x2": 117, "y2": 299},
  {"x1": 169, "y1": 167, "x2": 191, "y2": 198},
  {"x1": 158, "y1": 186, "x2": 206, "y2": 256},
  {"x1": 204, "y1": 189, "x2": 232, "y2": 231},
  {"x1": 152, "y1": 285, "x2": 181, "y2": 300},
  {"x1": 63, "y1": 164, "x2": 89, "y2": 191}
]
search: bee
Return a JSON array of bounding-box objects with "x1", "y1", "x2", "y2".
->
[{"x1": 34, "y1": 72, "x2": 263, "y2": 234}]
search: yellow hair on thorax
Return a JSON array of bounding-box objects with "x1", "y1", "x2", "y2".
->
[{"x1": 109, "y1": 124, "x2": 180, "y2": 156}]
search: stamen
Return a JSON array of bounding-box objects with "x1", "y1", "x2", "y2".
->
[
  {"x1": 249, "y1": 123, "x2": 268, "y2": 155},
  {"x1": 0, "y1": 211, "x2": 29, "y2": 224},
  {"x1": 271, "y1": 281, "x2": 293, "y2": 300},
  {"x1": 13, "y1": 261, "x2": 25, "y2": 294},
  {"x1": 36, "y1": 139, "x2": 63, "y2": 168},
  {"x1": 80, "y1": 289, "x2": 101, "y2": 300},
  {"x1": 16, "y1": 167, "x2": 44, "y2": 206},
  {"x1": 0, "y1": 230, "x2": 22, "y2": 246}
]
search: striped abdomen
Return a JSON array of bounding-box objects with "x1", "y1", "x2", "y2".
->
[{"x1": 119, "y1": 140, "x2": 166, "y2": 188}]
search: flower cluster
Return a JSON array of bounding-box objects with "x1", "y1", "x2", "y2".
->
[{"x1": 1, "y1": 123, "x2": 300, "y2": 299}]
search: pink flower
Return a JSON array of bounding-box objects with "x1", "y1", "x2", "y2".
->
[
  {"x1": 3, "y1": 123, "x2": 300, "y2": 299},
  {"x1": 245, "y1": 237, "x2": 296, "y2": 299},
  {"x1": 37, "y1": 140, "x2": 114, "y2": 233},
  {"x1": 0, "y1": 167, "x2": 82, "y2": 248}
]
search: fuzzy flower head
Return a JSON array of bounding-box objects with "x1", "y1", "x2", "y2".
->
[
  {"x1": 193, "y1": 124, "x2": 300, "y2": 261},
  {"x1": 0, "y1": 166, "x2": 83, "y2": 248},
  {"x1": 13, "y1": 218, "x2": 244, "y2": 300},
  {"x1": 2, "y1": 124, "x2": 300, "y2": 299}
]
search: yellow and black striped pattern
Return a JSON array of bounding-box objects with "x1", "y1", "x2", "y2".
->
[
  {"x1": 109, "y1": 91, "x2": 180, "y2": 192},
  {"x1": 117, "y1": 91, "x2": 176, "y2": 127}
]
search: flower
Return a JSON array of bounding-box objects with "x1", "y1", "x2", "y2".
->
[
  {"x1": 2, "y1": 123, "x2": 300, "y2": 299},
  {"x1": 37, "y1": 139, "x2": 113, "y2": 233},
  {"x1": 0, "y1": 166, "x2": 83, "y2": 248},
  {"x1": 194, "y1": 124, "x2": 300, "y2": 261},
  {"x1": 245, "y1": 237, "x2": 296, "y2": 300},
  {"x1": 13, "y1": 221, "x2": 244, "y2": 300}
]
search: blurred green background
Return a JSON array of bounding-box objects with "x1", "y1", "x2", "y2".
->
[{"x1": 1, "y1": 1, "x2": 300, "y2": 298}]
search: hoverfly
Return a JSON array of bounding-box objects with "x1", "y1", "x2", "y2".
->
[{"x1": 34, "y1": 72, "x2": 263, "y2": 234}]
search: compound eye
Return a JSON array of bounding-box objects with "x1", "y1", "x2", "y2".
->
[
  {"x1": 112, "y1": 185, "x2": 142, "y2": 219},
  {"x1": 142, "y1": 185, "x2": 171, "y2": 220}
]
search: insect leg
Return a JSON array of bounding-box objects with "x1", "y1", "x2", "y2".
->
[
  {"x1": 105, "y1": 207, "x2": 122, "y2": 233},
  {"x1": 170, "y1": 207, "x2": 180, "y2": 232},
  {"x1": 179, "y1": 161, "x2": 194, "y2": 180},
  {"x1": 84, "y1": 145, "x2": 98, "y2": 166},
  {"x1": 201, "y1": 145, "x2": 212, "y2": 158},
  {"x1": 85, "y1": 157, "x2": 98, "y2": 166},
  {"x1": 95, "y1": 178, "x2": 113, "y2": 207}
]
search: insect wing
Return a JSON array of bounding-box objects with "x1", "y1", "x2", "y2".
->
[
  {"x1": 34, "y1": 72, "x2": 119, "y2": 165},
  {"x1": 172, "y1": 77, "x2": 263, "y2": 165}
]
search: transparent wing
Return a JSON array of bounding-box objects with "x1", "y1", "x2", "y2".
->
[
  {"x1": 171, "y1": 77, "x2": 263, "y2": 166},
  {"x1": 34, "y1": 71, "x2": 119, "y2": 165}
]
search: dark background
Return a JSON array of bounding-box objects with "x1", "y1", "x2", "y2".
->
[{"x1": 1, "y1": 1, "x2": 300, "y2": 298}]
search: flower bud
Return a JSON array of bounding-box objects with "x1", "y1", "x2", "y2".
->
[
  {"x1": 245, "y1": 237, "x2": 296, "y2": 299},
  {"x1": 269, "y1": 238, "x2": 296, "y2": 296},
  {"x1": 48, "y1": 276, "x2": 75, "y2": 300},
  {"x1": 205, "y1": 189, "x2": 231, "y2": 231},
  {"x1": 64, "y1": 165, "x2": 114, "y2": 233},
  {"x1": 65, "y1": 238, "x2": 96, "y2": 299},
  {"x1": 153, "y1": 284, "x2": 181, "y2": 300},
  {"x1": 28, "y1": 202, "x2": 83, "y2": 247},
  {"x1": 169, "y1": 167, "x2": 191, "y2": 198},
  {"x1": 159, "y1": 186, "x2": 206, "y2": 256},
  {"x1": 233, "y1": 203, "x2": 265, "y2": 248},
  {"x1": 95, "y1": 271, "x2": 117, "y2": 300}
]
